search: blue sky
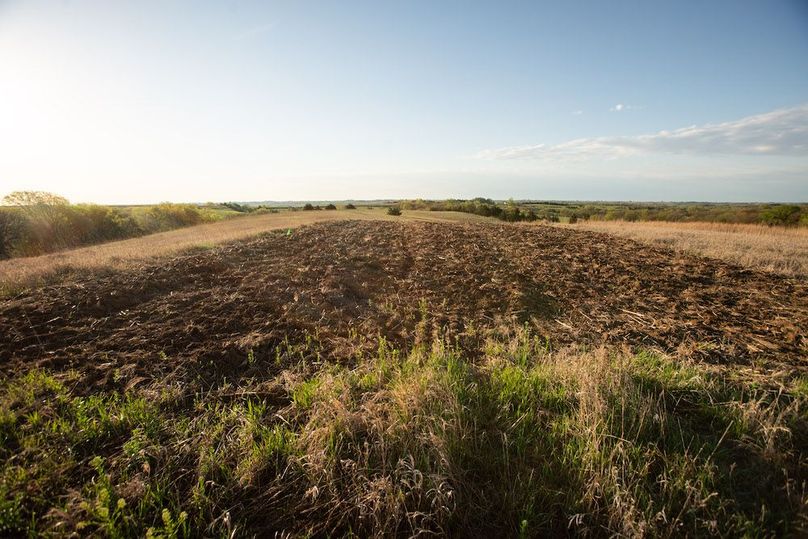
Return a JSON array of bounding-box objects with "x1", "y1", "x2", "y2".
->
[{"x1": 1, "y1": 0, "x2": 806, "y2": 203}]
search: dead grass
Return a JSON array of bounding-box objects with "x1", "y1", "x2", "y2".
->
[
  {"x1": 1, "y1": 327, "x2": 804, "y2": 536},
  {"x1": 0, "y1": 208, "x2": 490, "y2": 295},
  {"x1": 568, "y1": 220, "x2": 808, "y2": 278}
]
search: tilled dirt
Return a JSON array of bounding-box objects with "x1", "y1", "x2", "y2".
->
[{"x1": 0, "y1": 221, "x2": 805, "y2": 391}]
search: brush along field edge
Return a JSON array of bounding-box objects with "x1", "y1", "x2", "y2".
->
[{"x1": 0, "y1": 327, "x2": 805, "y2": 536}]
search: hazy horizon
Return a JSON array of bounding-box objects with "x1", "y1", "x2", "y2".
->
[{"x1": 1, "y1": 0, "x2": 807, "y2": 204}]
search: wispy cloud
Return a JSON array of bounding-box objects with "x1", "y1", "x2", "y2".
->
[
  {"x1": 478, "y1": 104, "x2": 808, "y2": 161},
  {"x1": 610, "y1": 103, "x2": 645, "y2": 112},
  {"x1": 572, "y1": 109, "x2": 584, "y2": 116}
]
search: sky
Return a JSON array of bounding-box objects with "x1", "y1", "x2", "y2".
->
[{"x1": 0, "y1": 0, "x2": 807, "y2": 204}]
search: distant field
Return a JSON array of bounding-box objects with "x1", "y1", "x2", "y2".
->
[
  {"x1": 401, "y1": 198, "x2": 808, "y2": 226},
  {"x1": 569, "y1": 220, "x2": 808, "y2": 278},
  {"x1": 0, "y1": 208, "x2": 489, "y2": 295}
]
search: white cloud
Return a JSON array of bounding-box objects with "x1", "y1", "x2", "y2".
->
[
  {"x1": 478, "y1": 104, "x2": 808, "y2": 161},
  {"x1": 610, "y1": 103, "x2": 644, "y2": 112},
  {"x1": 572, "y1": 109, "x2": 584, "y2": 115}
]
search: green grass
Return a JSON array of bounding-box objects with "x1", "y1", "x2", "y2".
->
[{"x1": 0, "y1": 328, "x2": 804, "y2": 536}]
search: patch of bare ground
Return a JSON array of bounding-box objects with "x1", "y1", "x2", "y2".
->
[{"x1": 1, "y1": 220, "x2": 804, "y2": 393}]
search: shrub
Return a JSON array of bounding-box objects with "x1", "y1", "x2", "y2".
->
[
  {"x1": 760, "y1": 205, "x2": 801, "y2": 226},
  {"x1": 69, "y1": 205, "x2": 140, "y2": 243},
  {"x1": 387, "y1": 207, "x2": 402, "y2": 216},
  {"x1": 3, "y1": 191, "x2": 74, "y2": 254},
  {"x1": 140, "y1": 204, "x2": 207, "y2": 233},
  {"x1": 0, "y1": 209, "x2": 24, "y2": 259},
  {"x1": 222, "y1": 202, "x2": 252, "y2": 213},
  {"x1": 344, "y1": 204, "x2": 356, "y2": 210},
  {"x1": 0, "y1": 191, "x2": 236, "y2": 258},
  {"x1": 324, "y1": 204, "x2": 337, "y2": 210},
  {"x1": 303, "y1": 203, "x2": 315, "y2": 211}
]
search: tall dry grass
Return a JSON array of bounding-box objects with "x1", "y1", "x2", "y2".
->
[
  {"x1": 281, "y1": 328, "x2": 807, "y2": 536},
  {"x1": 0, "y1": 200, "x2": 230, "y2": 259},
  {"x1": 570, "y1": 220, "x2": 808, "y2": 278},
  {"x1": 2, "y1": 325, "x2": 804, "y2": 536}
]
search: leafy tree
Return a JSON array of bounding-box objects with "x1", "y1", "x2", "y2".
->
[
  {"x1": 760, "y1": 205, "x2": 801, "y2": 226},
  {"x1": 3, "y1": 191, "x2": 69, "y2": 207}
]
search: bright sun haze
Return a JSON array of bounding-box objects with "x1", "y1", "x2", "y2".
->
[{"x1": 0, "y1": 0, "x2": 807, "y2": 203}]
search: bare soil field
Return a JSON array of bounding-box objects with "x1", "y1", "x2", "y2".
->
[
  {"x1": 1, "y1": 220, "x2": 806, "y2": 536},
  {"x1": 2, "y1": 221, "x2": 804, "y2": 388},
  {"x1": 0, "y1": 208, "x2": 489, "y2": 295}
]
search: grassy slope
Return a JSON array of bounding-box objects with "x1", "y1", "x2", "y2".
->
[{"x1": 0, "y1": 326, "x2": 805, "y2": 536}]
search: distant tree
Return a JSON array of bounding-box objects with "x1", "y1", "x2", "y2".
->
[
  {"x1": 344, "y1": 203, "x2": 356, "y2": 210},
  {"x1": 324, "y1": 203, "x2": 337, "y2": 210},
  {"x1": 2, "y1": 191, "x2": 73, "y2": 250},
  {"x1": 760, "y1": 205, "x2": 801, "y2": 226},
  {"x1": 3, "y1": 191, "x2": 69, "y2": 207},
  {"x1": 303, "y1": 203, "x2": 315, "y2": 211},
  {"x1": 387, "y1": 206, "x2": 402, "y2": 216},
  {"x1": 223, "y1": 202, "x2": 251, "y2": 213}
]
